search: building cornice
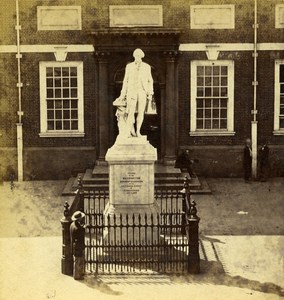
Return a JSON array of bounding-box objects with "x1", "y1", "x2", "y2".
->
[
  {"x1": 0, "y1": 44, "x2": 94, "y2": 53},
  {"x1": 0, "y1": 43, "x2": 282, "y2": 53},
  {"x1": 90, "y1": 28, "x2": 181, "y2": 36},
  {"x1": 179, "y1": 43, "x2": 284, "y2": 52}
]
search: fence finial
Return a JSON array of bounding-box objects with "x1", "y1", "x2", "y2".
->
[
  {"x1": 180, "y1": 176, "x2": 190, "y2": 194},
  {"x1": 63, "y1": 201, "x2": 70, "y2": 218},
  {"x1": 78, "y1": 175, "x2": 83, "y2": 191},
  {"x1": 189, "y1": 199, "x2": 200, "y2": 220}
]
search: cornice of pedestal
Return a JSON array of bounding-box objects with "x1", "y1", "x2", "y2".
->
[{"x1": 106, "y1": 137, "x2": 157, "y2": 163}]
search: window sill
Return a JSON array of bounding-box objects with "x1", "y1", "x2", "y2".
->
[
  {"x1": 273, "y1": 130, "x2": 284, "y2": 136},
  {"x1": 189, "y1": 131, "x2": 235, "y2": 136},
  {"x1": 39, "y1": 132, "x2": 85, "y2": 138}
]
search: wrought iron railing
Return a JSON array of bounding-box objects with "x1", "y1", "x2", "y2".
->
[
  {"x1": 61, "y1": 176, "x2": 200, "y2": 275},
  {"x1": 84, "y1": 212, "x2": 188, "y2": 274}
]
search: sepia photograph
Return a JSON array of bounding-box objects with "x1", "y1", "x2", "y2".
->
[{"x1": 0, "y1": 0, "x2": 283, "y2": 299}]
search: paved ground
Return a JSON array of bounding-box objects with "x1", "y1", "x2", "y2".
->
[
  {"x1": 1, "y1": 178, "x2": 283, "y2": 237},
  {"x1": 196, "y1": 178, "x2": 284, "y2": 235},
  {"x1": 0, "y1": 178, "x2": 283, "y2": 299},
  {"x1": 0, "y1": 236, "x2": 283, "y2": 300},
  {"x1": 0, "y1": 180, "x2": 73, "y2": 237}
]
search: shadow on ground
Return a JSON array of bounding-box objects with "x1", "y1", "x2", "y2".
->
[
  {"x1": 79, "y1": 236, "x2": 284, "y2": 298},
  {"x1": 82, "y1": 276, "x2": 123, "y2": 296}
]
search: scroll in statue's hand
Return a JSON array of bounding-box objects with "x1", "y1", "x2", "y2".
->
[{"x1": 113, "y1": 97, "x2": 127, "y2": 107}]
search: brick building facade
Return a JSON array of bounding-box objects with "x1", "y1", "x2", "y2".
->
[{"x1": 0, "y1": 0, "x2": 283, "y2": 180}]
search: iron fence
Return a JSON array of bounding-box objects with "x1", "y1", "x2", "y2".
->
[
  {"x1": 61, "y1": 176, "x2": 200, "y2": 275},
  {"x1": 84, "y1": 212, "x2": 189, "y2": 274},
  {"x1": 83, "y1": 186, "x2": 184, "y2": 216}
]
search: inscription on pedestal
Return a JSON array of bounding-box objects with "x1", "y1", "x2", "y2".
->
[
  {"x1": 120, "y1": 172, "x2": 143, "y2": 195},
  {"x1": 110, "y1": 164, "x2": 154, "y2": 205}
]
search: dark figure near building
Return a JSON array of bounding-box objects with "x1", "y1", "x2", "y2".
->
[
  {"x1": 174, "y1": 149, "x2": 199, "y2": 178},
  {"x1": 258, "y1": 142, "x2": 269, "y2": 182},
  {"x1": 70, "y1": 211, "x2": 86, "y2": 280},
  {"x1": 243, "y1": 138, "x2": 252, "y2": 183}
]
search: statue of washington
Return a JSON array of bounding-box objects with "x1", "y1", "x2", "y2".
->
[{"x1": 113, "y1": 48, "x2": 154, "y2": 138}]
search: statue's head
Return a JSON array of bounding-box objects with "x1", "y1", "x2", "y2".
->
[{"x1": 133, "y1": 48, "x2": 145, "y2": 62}]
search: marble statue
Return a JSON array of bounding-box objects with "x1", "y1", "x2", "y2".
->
[{"x1": 113, "y1": 48, "x2": 154, "y2": 138}]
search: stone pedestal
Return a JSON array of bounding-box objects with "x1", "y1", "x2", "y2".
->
[
  {"x1": 106, "y1": 136, "x2": 157, "y2": 205},
  {"x1": 104, "y1": 136, "x2": 159, "y2": 243}
]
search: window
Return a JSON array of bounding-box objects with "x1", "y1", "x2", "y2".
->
[
  {"x1": 39, "y1": 62, "x2": 84, "y2": 137},
  {"x1": 274, "y1": 60, "x2": 284, "y2": 135},
  {"x1": 190, "y1": 60, "x2": 235, "y2": 136}
]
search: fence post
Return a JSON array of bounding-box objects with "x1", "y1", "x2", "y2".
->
[
  {"x1": 187, "y1": 199, "x2": 200, "y2": 274},
  {"x1": 180, "y1": 176, "x2": 190, "y2": 235},
  {"x1": 60, "y1": 201, "x2": 73, "y2": 275},
  {"x1": 77, "y1": 175, "x2": 84, "y2": 212}
]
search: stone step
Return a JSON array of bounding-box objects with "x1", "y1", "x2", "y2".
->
[
  {"x1": 62, "y1": 165, "x2": 211, "y2": 196},
  {"x1": 80, "y1": 180, "x2": 210, "y2": 194},
  {"x1": 85, "y1": 168, "x2": 201, "y2": 187},
  {"x1": 91, "y1": 165, "x2": 108, "y2": 178},
  {"x1": 154, "y1": 165, "x2": 183, "y2": 177},
  {"x1": 92, "y1": 165, "x2": 183, "y2": 178},
  {"x1": 61, "y1": 176, "x2": 77, "y2": 196},
  {"x1": 62, "y1": 178, "x2": 210, "y2": 196},
  {"x1": 61, "y1": 173, "x2": 84, "y2": 196},
  {"x1": 91, "y1": 165, "x2": 191, "y2": 179}
]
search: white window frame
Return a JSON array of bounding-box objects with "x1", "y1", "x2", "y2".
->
[
  {"x1": 190, "y1": 60, "x2": 235, "y2": 136},
  {"x1": 273, "y1": 59, "x2": 284, "y2": 135},
  {"x1": 39, "y1": 61, "x2": 85, "y2": 137}
]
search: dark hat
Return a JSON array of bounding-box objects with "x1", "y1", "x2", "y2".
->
[{"x1": 71, "y1": 211, "x2": 86, "y2": 221}]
